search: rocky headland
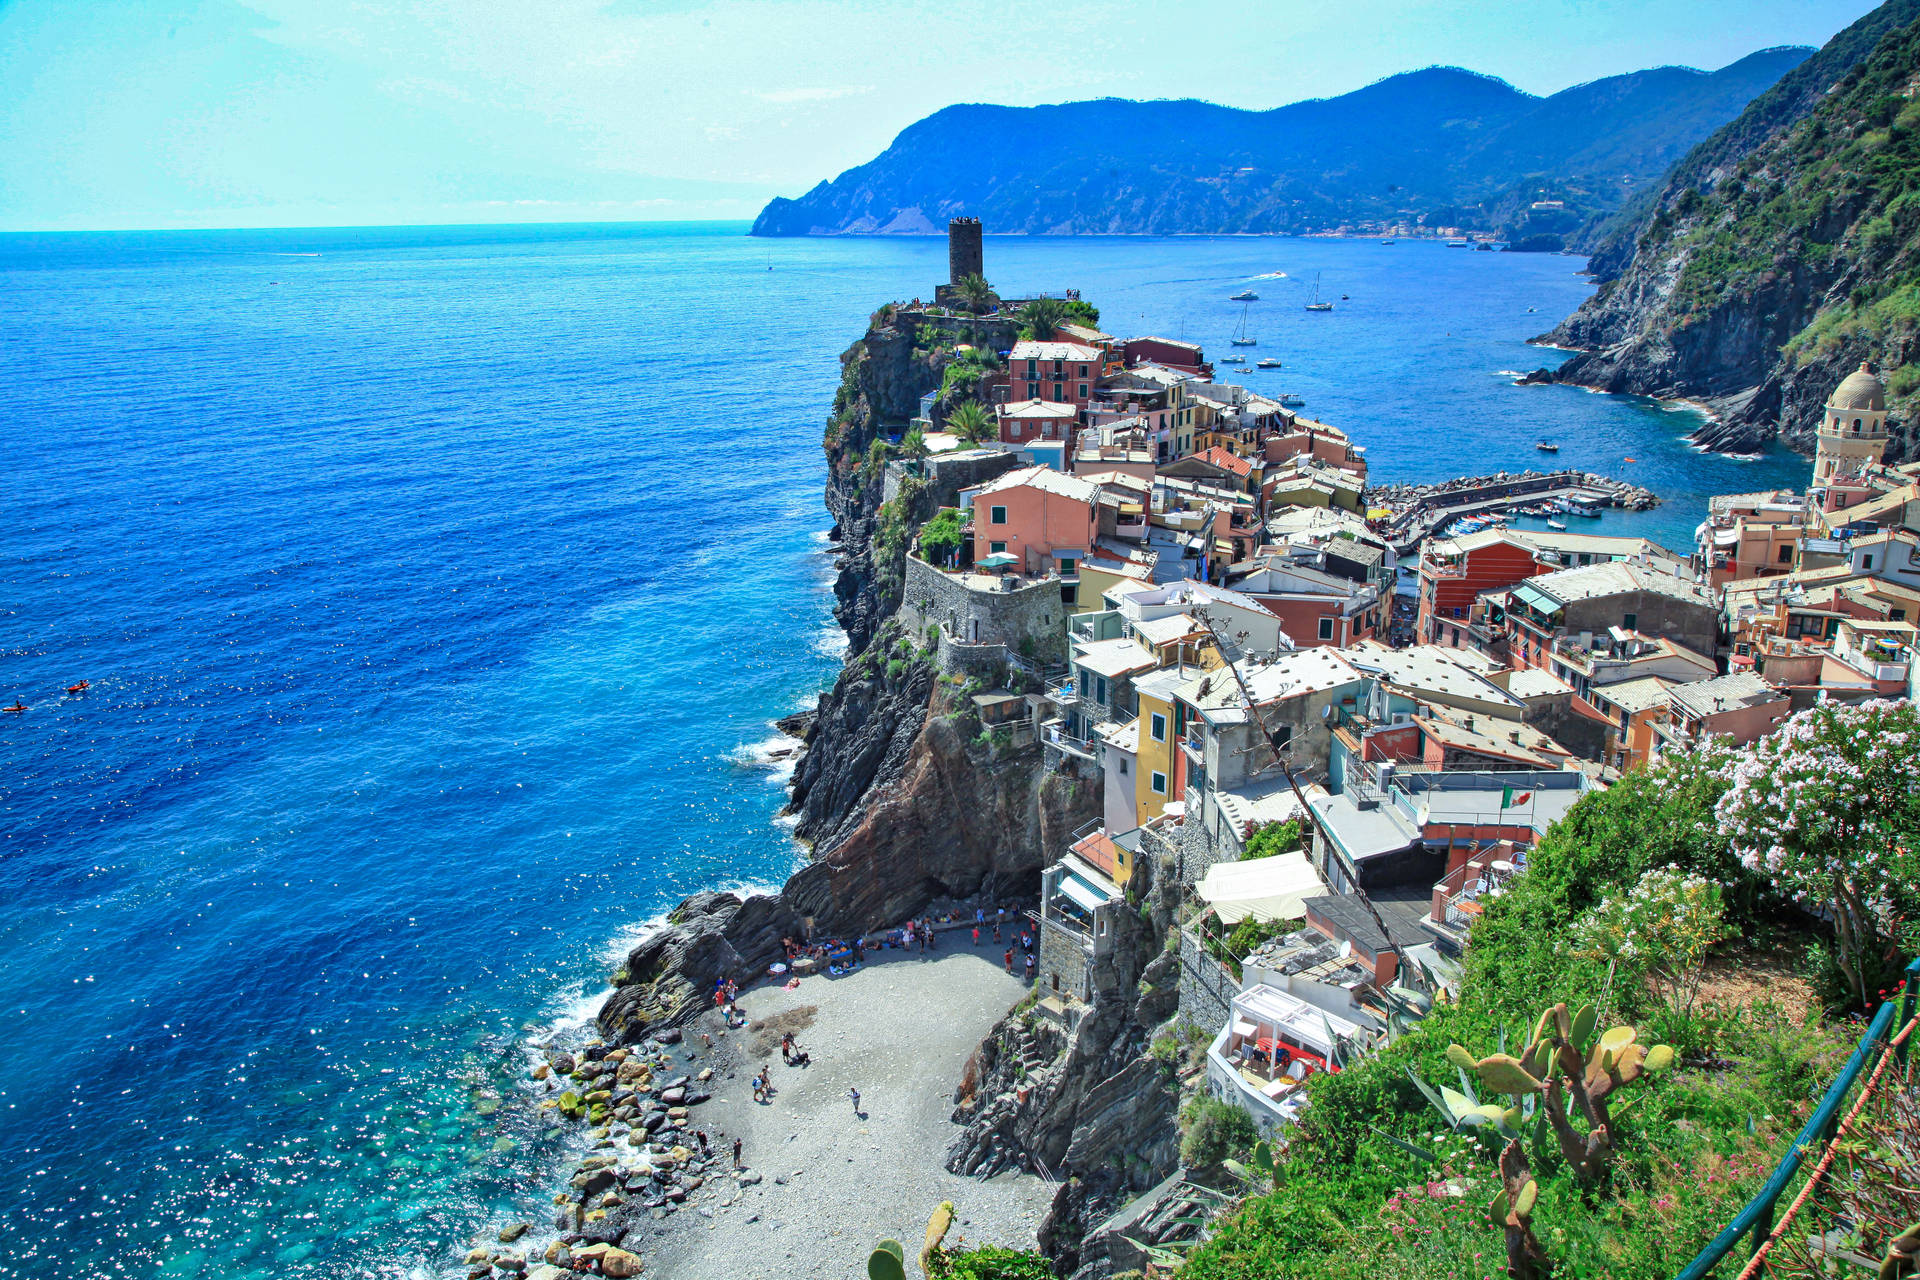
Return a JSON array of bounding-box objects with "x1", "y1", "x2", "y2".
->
[
  {"x1": 476, "y1": 299, "x2": 1185, "y2": 1279},
  {"x1": 1528, "y1": 0, "x2": 1920, "y2": 462}
]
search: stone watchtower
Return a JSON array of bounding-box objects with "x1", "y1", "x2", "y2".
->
[
  {"x1": 1813, "y1": 362, "x2": 1890, "y2": 483},
  {"x1": 948, "y1": 217, "x2": 983, "y2": 286}
]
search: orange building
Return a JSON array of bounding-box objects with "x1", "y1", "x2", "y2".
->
[{"x1": 963, "y1": 466, "x2": 1100, "y2": 577}]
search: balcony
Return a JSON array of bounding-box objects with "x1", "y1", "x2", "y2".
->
[
  {"x1": 1044, "y1": 675, "x2": 1081, "y2": 709},
  {"x1": 1043, "y1": 721, "x2": 1097, "y2": 761}
]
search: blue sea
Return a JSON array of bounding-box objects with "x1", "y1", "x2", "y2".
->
[{"x1": 0, "y1": 223, "x2": 1806, "y2": 1279}]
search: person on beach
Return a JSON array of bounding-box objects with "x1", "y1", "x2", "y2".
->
[
  {"x1": 696, "y1": 1130, "x2": 710, "y2": 1154},
  {"x1": 1003, "y1": 947, "x2": 1013, "y2": 973},
  {"x1": 975, "y1": 907, "x2": 985, "y2": 928},
  {"x1": 847, "y1": 1086, "x2": 861, "y2": 1116},
  {"x1": 992, "y1": 922, "x2": 1001, "y2": 944},
  {"x1": 971, "y1": 926, "x2": 980, "y2": 947},
  {"x1": 1024, "y1": 954, "x2": 1036, "y2": 982},
  {"x1": 732, "y1": 1137, "x2": 742, "y2": 1168},
  {"x1": 781, "y1": 1032, "x2": 794, "y2": 1064}
]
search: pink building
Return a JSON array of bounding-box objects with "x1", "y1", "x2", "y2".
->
[
  {"x1": 964, "y1": 466, "x2": 1100, "y2": 576},
  {"x1": 996, "y1": 398, "x2": 1079, "y2": 447},
  {"x1": 1011, "y1": 341, "x2": 1103, "y2": 412}
]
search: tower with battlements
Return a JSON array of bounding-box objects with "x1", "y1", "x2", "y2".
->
[{"x1": 948, "y1": 217, "x2": 983, "y2": 286}]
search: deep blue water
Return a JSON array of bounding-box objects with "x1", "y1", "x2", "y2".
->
[{"x1": 0, "y1": 223, "x2": 1806, "y2": 1279}]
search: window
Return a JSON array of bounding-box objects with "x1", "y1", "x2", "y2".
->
[
  {"x1": 1150, "y1": 712, "x2": 1167, "y2": 742},
  {"x1": 1621, "y1": 613, "x2": 1638, "y2": 632},
  {"x1": 1317, "y1": 616, "x2": 1335, "y2": 641},
  {"x1": 1059, "y1": 556, "x2": 1076, "y2": 576},
  {"x1": 1863, "y1": 554, "x2": 1876, "y2": 571},
  {"x1": 989, "y1": 541, "x2": 1006, "y2": 554},
  {"x1": 1150, "y1": 771, "x2": 1168, "y2": 795},
  {"x1": 989, "y1": 505, "x2": 1007, "y2": 525},
  {"x1": 1118, "y1": 757, "x2": 1128, "y2": 774},
  {"x1": 1778, "y1": 545, "x2": 1794, "y2": 564},
  {"x1": 1077, "y1": 365, "x2": 1087, "y2": 378},
  {"x1": 1026, "y1": 360, "x2": 1037, "y2": 377},
  {"x1": 1078, "y1": 383, "x2": 1089, "y2": 398},
  {"x1": 1060, "y1": 583, "x2": 1078, "y2": 606},
  {"x1": 1053, "y1": 384, "x2": 1065, "y2": 401}
]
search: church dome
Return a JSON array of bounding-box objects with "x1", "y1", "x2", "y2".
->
[{"x1": 1829, "y1": 362, "x2": 1887, "y2": 413}]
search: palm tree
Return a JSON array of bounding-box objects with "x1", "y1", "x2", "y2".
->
[
  {"x1": 901, "y1": 426, "x2": 930, "y2": 461},
  {"x1": 946, "y1": 401, "x2": 993, "y2": 446},
  {"x1": 1016, "y1": 297, "x2": 1068, "y2": 342},
  {"x1": 953, "y1": 273, "x2": 994, "y2": 316}
]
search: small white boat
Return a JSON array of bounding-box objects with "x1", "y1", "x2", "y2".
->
[
  {"x1": 1231, "y1": 289, "x2": 1259, "y2": 301},
  {"x1": 1536, "y1": 441, "x2": 1560, "y2": 453},
  {"x1": 1380, "y1": 238, "x2": 1395, "y2": 245},
  {"x1": 1257, "y1": 357, "x2": 1282, "y2": 369},
  {"x1": 1278, "y1": 393, "x2": 1304, "y2": 406},
  {"x1": 1219, "y1": 354, "x2": 1246, "y2": 364},
  {"x1": 1446, "y1": 240, "x2": 1469, "y2": 248},
  {"x1": 1546, "y1": 520, "x2": 1568, "y2": 531}
]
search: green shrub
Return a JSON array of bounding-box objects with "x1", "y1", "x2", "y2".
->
[
  {"x1": 1241, "y1": 819, "x2": 1302, "y2": 860},
  {"x1": 927, "y1": 1245, "x2": 1053, "y2": 1280},
  {"x1": 1180, "y1": 1095, "x2": 1258, "y2": 1169}
]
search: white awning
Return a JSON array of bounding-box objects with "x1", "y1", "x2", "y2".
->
[
  {"x1": 1196, "y1": 851, "x2": 1326, "y2": 924},
  {"x1": 1057, "y1": 871, "x2": 1110, "y2": 914}
]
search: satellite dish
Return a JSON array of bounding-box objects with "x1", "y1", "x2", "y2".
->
[{"x1": 1320, "y1": 705, "x2": 1332, "y2": 719}]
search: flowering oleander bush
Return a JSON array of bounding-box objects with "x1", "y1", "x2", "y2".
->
[
  {"x1": 1574, "y1": 866, "x2": 1729, "y2": 1019},
  {"x1": 1716, "y1": 699, "x2": 1920, "y2": 1009}
]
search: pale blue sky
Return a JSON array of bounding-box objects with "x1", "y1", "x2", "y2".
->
[{"x1": 0, "y1": 0, "x2": 1878, "y2": 230}]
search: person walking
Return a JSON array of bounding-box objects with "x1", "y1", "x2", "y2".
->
[
  {"x1": 1024, "y1": 954, "x2": 1036, "y2": 982},
  {"x1": 847, "y1": 1086, "x2": 862, "y2": 1116},
  {"x1": 732, "y1": 1137, "x2": 742, "y2": 1168},
  {"x1": 1003, "y1": 947, "x2": 1014, "y2": 973},
  {"x1": 971, "y1": 926, "x2": 980, "y2": 947}
]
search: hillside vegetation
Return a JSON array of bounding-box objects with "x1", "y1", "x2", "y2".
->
[
  {"x1": 1543, "y1": 0, "x2": 1920, "y2": 460},
  {"x1": 752, "y1": 52, "x2": 1809, "y2": 248}
]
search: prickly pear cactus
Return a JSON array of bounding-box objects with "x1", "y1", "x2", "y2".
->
[
  {"x1": 921, "y1": 1201, "x2": 955, "y2": 1276},
  {"x1": 868, "y1": 1239, "x2": 907, "y2": 1280}
]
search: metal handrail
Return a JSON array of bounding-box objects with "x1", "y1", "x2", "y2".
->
[{"x1": 1674, "y1": 955, "x2": 1920, "y2": 1280}]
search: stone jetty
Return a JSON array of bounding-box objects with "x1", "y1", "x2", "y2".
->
[{"x1": 1368, "y1": 468, "x2": 1660, "y2": 553}]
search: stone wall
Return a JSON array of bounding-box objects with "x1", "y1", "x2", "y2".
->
[
  {"x1": 1039, "y1": 916, "x2": 1092, "y2": 1003},
  {"x1": 901, "y1": 555, "x2": 1068, "y2": 659},
  {"x1": 934, "y1": 631, "x2": 1011, "y2": 680},
  {"x1": 1175, "y1": 930, "x2": 1236, "y2": 1037}
]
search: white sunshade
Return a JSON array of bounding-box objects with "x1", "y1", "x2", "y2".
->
[
  {"x1": 1197, "y1": 851, "x2": 1326, "y2": 924},
  {"x1": 1056, "y1": 871, "x2": 1111, "y2": 914}
]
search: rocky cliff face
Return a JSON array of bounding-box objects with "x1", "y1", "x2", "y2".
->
[
  {"x1": 1539, "y1": 0, "x2": 1920, "y2": 462},
  {"x1": 944, "y1": 837, "x2": 1185, "y2": 1277},
  {"x1": 600, "y1": 308, "x2": 1097, "y2": 1045}
]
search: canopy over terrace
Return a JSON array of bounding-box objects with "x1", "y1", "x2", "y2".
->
[{"x1": 1196, "y1": 851, "x2": 1327, "y2": 924}]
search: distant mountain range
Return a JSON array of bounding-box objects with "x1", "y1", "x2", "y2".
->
[
  {"x1": 1540, "y1": 0, "x2": 1920, "y2": 461},
  {"x1": 750, "y1": 48, "x2": 1812, "y2": 248}
]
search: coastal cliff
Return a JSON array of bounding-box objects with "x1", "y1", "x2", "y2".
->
[
  {"x1": 600, "y1": 305, "x2": 1091, "y2": 1043},
  {"x1": 946, "y1": 834, "x2": 1187, "y2": 1278},
  {"x1": 1537, "y1": 0, "x2": 1920, "y2": 460}
]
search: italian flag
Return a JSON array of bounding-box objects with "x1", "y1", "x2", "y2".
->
[{"x1": 1501, "y1": 787, "x2": 1532, "y2": 809}]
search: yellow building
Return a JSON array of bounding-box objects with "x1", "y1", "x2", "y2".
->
[{"x1": 1130, "y1": 665, "x2": 1198, "y2": 824}]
